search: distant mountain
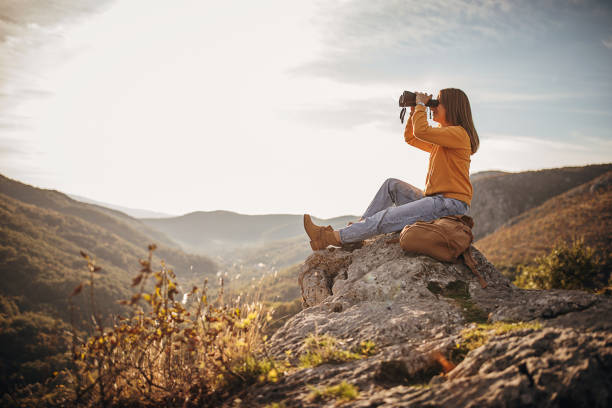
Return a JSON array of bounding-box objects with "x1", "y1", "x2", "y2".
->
[
  {"x1": 469, "y1": 170, "x2": 508, "y2": 182},
  {"x1": 138, "y1": 164, "x2": 612, "y2": 272},
  {"x1": 469, "y1": 163, "x2": 612, "y2": 240},
  {"x1": 68, "y1": 193, "x2": 176, "y2": 219},
  {"x1": 0, "y1": 174, "x2": 218, "y2": 325},
  {"x1": 1, "y1": 176, "x2": 178, "y2": 249},
  {"x1": 141, "y1": 210, "x2": 357, "y2": 255},
  {"x1": 475, "y1": 170, "x2": 612, "y2": 270}
]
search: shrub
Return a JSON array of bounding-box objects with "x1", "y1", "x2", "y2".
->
[
  {"x1": 51, "y1": 245, "x2": 282, "y2": 407},
  {"x1": 513, "y1": 238, "x2": 604, "y2": 291}
]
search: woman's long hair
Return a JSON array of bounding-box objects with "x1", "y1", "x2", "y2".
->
[{"x1": 439, "y1": 88, "x2": 479, "y2": 154}]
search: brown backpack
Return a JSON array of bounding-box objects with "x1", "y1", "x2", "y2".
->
[{"x1": 399, "y1": 215, "x2": 487, "y2": 288}]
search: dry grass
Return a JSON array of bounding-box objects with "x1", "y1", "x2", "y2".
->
[
  {"x1": 308, "y1": 381, "x2": 359, "y2": 402},
  {"x1": 50, "y1": 245, "x2": 282, "y2": 407},
  {"x1": 450, "y1": 321, "x2": 542, "y2": 364},
  {"x1": 475, "y1": 172, "x2": 611, "y2": 273},
  {"x1": 298, "y1": 333, "x2": 376, "y2": 368}
]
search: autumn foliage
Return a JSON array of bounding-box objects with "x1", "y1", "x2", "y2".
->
[{"x1": 50, "y1": 245, "x2": 279, "y2": 407}]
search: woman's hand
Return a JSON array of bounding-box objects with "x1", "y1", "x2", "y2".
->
[{"x1": 415, "y1": 92, "x2": 432, "y2": 105}]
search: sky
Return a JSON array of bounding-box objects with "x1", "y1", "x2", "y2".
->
[{"x1": 1, "y1": 0, "x2": 611, "y2": 218}]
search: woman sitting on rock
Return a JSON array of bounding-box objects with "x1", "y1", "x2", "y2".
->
[{"x1": 304, "y1": 88, "x2": 479, "y2": 250}]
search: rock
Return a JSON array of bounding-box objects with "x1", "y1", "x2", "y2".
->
[
  {"x1": 244, "y1": 233, "x2": 612, "y2": 407},
  {"x1": 298, "y1": 248, "x2": 351, "y2": 308}
]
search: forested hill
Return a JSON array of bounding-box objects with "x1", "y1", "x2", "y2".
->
[
  {"x1": 475, "y1": 170, "x2": 612, "y2": 270},
  {"x1": 0, "y1": 174, "x2": 176, "y2": 248},
  {"x1": 141, "y1": 211, "x2": 356, "y2": 254},
  {"x1": 469, "y1": 163, "x2": 612, "y2": 240},
  {"x1": 0, "y1": 174, "x2": 218, "y2": 324}
]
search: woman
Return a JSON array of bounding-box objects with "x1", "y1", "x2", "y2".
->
[{"x1": 304, "y1": 88, "x2": 479, "y2": 251}]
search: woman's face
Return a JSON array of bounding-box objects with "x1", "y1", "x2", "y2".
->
[{"x1": 432, "y1": 93, "x2": 448, "y2": 126}]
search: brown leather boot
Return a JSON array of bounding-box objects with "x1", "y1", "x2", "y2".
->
[{"x1": 303, "y1": 214, "x2": 342, "y2": 250}]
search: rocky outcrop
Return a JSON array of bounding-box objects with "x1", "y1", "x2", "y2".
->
[{"x1": 240, "y1": 233, "x2": 612, "y2": 407}]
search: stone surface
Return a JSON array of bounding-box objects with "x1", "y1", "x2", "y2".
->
[{"x1": 232, "y1": 233, "x2": 612, "y2": 408}]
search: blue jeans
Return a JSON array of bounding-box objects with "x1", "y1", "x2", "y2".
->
[{"x1": 339, "y1": 178, "x2": 470, "y2": 243}]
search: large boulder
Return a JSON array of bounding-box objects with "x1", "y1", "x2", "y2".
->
[{"x1": 245, "y1": 233, "x2": 612, "y2": 407}]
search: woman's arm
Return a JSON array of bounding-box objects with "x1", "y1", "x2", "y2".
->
[
  {"x1": 412, "y1": 105, "x2": 470, "y2": 149},
  {"x1": 404, "y1": 109, "x2": 434, "y2": 152}
]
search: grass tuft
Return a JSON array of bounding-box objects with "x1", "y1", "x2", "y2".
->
[
  {"x1": 298, "y1": 334, "x2": 376, "y2": 368},
  {"x1": 263, "y1": 402, "x2": 287, "y2": 408},
  {"x1": 308, "y1": 381, "x2": 359, "y2": 402},
  {"x1": 450, "y1": 321, "x2": 542, "y2": 364}
]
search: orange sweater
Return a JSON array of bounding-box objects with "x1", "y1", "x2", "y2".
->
[{"x1": 404, "y1": 105, "x2": 473, "y2": 206}]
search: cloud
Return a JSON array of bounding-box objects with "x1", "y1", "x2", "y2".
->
[
  {"x1": 282, "y1": 97, "x2": 395, "y2": 130},
  {"x1": 603, "y1": 35, "x2": 612, "y2": 49},
  {"x1": 484, "y1": 133, "x2": 592, "y2": 152},
  {"x1": 0, "y1": 0, "x2": 115, "y2": 124},
  {"x1": 472, "y1": 91, "x2": 575, "y2": 103},
  {"x1": 291, "y1": 0, "x2": 612, "y2": 86},
  {"x1": 472, "y1": 132, "x2": 612, "y2": 173},
  {"x1": 0, "y1": 135, "x2": 37, "y2": 168},
  {"x1": 0, "y1": 143, "x2": 24, "y2": 157},
  {"x1": 0, "y1": 131, "x2": 50, "y2": 182},
  {"x1": 290, "y1": 0, "x2": 536, "y2": 81}
]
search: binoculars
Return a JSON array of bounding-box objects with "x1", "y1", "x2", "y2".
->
[
  {"x1": 398, "y1": 91, "x2": 439, "y2": 123},
  {"x1": 398, "y1": 91, "x2": 439, "y2": 108}
]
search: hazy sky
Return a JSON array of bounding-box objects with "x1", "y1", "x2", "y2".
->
[{"x1": 1, "y1": 0, "x2": 611, "y2": 218}]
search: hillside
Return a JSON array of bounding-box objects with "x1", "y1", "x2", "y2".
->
[
  {"x1": 469, "y1": 163, "x2": 612, "y2": 240},
  {"x1": 0, "y1": 175, "x2": 218, "y2": 325},
  {"x1": 0, "y1": 175, "x2": 178, "y2": 249},
  {"x1": 142, "y1": 211, "x2": 356, "y2": 254},
  {"x1": 68, "y1": 193, "x2": 176, "y2": 219},
  {"x1": 469, "y1": 170, "x2": 508, "y2": 182},
  {"x1": 475, "y1": 170, "x2": 612, "y2": 270}
]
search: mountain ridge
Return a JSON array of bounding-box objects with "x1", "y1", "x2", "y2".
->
[
  {"x1": 68, "y1": 193, "x2": 177, "y2": 219},
  {"x1": 141, "y1": 210, "x2": 357, "y2": 255},
  {"x1": 475, "y1": 170, "x2": 612, "y2": 270},
  {"x1": 468, "y1": 163, "x2": 612, "y2": 240},
  {"x1": 134, "y1": 164, "x2": 612, "y2": 272},
  {"x1": 0, "y1": 174, "x2": 218, "y2": 325}
]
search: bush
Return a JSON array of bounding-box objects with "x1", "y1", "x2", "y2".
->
[
  {"x1": 48, "y1": 245, "x2": 281, "y2": 407},
  {"x1": 513, "y1": 238, "x2": 605, "y2": 291}
]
